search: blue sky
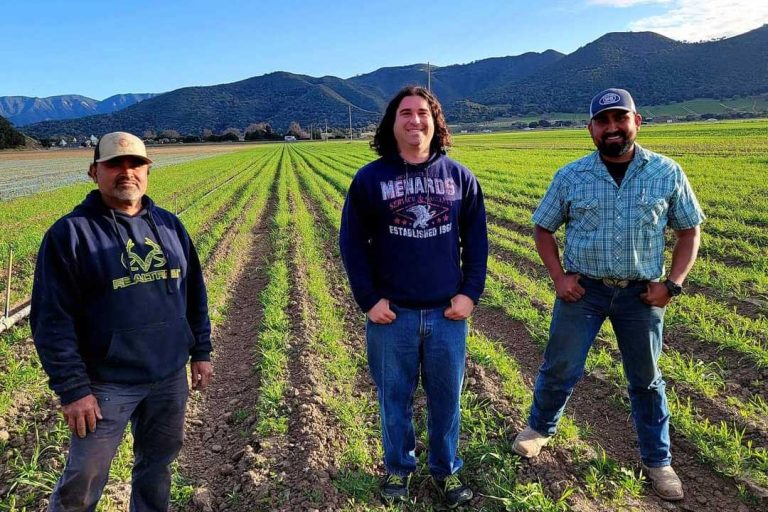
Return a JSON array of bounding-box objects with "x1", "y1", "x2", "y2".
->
[{"x1": 1, "y1": 0, "x2": 765, "y2": 99}]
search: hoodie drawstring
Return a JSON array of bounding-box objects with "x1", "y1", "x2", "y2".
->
[
  {"x1": 146, "y1": 211, "x2": 175, "y2": 295},
  {"x1": 110, "y1": 210, "x2": 137, "y2": 283}
]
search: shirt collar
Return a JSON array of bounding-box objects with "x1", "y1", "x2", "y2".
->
[{"x1": 585, "y1": 143, "x2": 650, "y2": 180}]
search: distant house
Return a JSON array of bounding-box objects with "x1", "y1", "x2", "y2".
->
[
  {"x1": 58, "y1": 139, "x2": 68, "y2": 147},
  {"x1": 90, "y1": 135, "x2": 98, "y2": 145},
  {"x1": 284, "y1": 135, "x2": 297, "y2": 142}
]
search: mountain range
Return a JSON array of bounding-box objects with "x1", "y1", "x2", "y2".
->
[
  {"x1": 14, "y1": 25, "x2": 768, "y2": 140},
  {"x1": 0, "y1": 94, "x2": 156, "y2": 127}
]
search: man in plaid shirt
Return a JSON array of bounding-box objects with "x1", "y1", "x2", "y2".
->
[{"x1": 512, "y1": 88, "x2": 704, "y2": 501}]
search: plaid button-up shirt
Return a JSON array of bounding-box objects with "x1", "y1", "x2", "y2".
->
[{"x1": 532, "y1": 144, "x2": 705, "y2": 281}]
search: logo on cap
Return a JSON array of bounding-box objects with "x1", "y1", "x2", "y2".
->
[{"x1": 599, "y1": 93, "x2": 621, "y2": 106}]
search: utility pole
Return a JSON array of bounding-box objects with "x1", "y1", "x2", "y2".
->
[
  {"x1": 427, "y1": 61, "x2": 431, "y2": 92},
  {"x1": 325, "y1": 119, "x2": 328, "y2": 141},
  {"x1": 348, "y1": 105, "x2": 353, "y2": 143}
]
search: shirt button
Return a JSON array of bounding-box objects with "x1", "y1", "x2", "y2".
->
[{"x1": 615, "y1": 236, "x2": 621, "y2": 240}]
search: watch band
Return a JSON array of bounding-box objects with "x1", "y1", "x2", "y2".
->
[{"x1": 664, "y1": 279, "x2": 683, "y2": 297}]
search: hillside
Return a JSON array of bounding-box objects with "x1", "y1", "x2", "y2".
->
[
  {"x1": 19, "y1": 25, "x2": 768, "y2": 138},
  {"x1": 0, "y1": 115, "x2": 26, "y2": 149},
  {"x1": 0, "y1": 93, "x2": 156, "y2": 126},
  {"x1": 474, "y1": 26, "x2": 768, "y2": 113}
]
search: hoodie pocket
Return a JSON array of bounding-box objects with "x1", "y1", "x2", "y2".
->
[{"x1": 105, "y1": 318, "x2": 193, "y2": 370}]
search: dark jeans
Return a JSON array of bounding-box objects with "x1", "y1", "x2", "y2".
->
[
  {"x1": 49, "y1": 368, "x2": 188, "y2": 512},
  {"x1": 366, "y1": 304, "x2": 467, "y2": 478},
  {"x1": 528, "y1": 278, "x2": 672, "y2": 467}
]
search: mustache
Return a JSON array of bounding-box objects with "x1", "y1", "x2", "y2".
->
[{"x1": 601, "y1": 131, "x2": 626, "y2": 141}]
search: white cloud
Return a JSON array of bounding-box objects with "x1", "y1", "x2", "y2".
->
[{"x1": 596, "y1": 0, "x2": 768, "y2": 41}]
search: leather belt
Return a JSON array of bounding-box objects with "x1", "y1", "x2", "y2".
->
[{"x1": 582, "y1": 276, "x2": 649, "y2": 288}]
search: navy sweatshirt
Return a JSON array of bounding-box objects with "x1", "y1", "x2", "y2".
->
[
  {"x1": 31, "y1": 190, "x2": 211, "y2": 405},
  {"x1": 339, "y1": 152, "x2": 488, "y2": 312}
]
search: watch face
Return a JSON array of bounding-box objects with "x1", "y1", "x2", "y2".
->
[{"x1": 666, "y1": 280, "x2": 682, "y2": 296}]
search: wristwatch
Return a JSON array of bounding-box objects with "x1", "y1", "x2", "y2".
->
[{"x1": 664, "y1": 279, "x2": 683, "y2": 297}]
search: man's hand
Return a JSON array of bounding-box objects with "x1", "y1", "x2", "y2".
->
[
  {"x1": 367, "y1": 298, "x2": 396, "y2": 324},
  {"x1": 444, "y1": 294, "x2": 475, "y2": 320},
  {"x1": 191, "y1": 361, "x2": 214, "y2": 391},
  {"x1": 554, "y1": 274, "x2": 585, "y2": 302},
  {"x1": 640, "y1": 282, "x2": 672, "y2": 307},
  {"x1": 62, "y1": 394, "x2": 102, "y2": 439}
]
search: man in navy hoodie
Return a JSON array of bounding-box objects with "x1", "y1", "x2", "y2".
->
[
  {"x1": 31, "y1": 132, "x2": 213, "y2": 511},
  {"x1": 340, "y1": 86, "x2": 488, "y2": 508}
]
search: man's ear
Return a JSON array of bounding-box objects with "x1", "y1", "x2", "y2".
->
[{"x1": 88, "y1": 163, "x2": 97, "y2": 182}]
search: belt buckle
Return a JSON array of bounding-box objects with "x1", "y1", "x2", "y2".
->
[{"x1": 602, "y1": 278, "x2": 629, "y2": 288}]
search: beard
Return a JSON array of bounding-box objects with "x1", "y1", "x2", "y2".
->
[
  {"x1": 112, "y1": 184, "x2": 143, "y2": 201},
  {"x1": 595, "y1": 132, "x2": 634, "y2": 158}
]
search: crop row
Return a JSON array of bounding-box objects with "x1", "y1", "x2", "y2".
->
[
  {"x1": 0, "y1": 148, "x2": 243, "y2": 200},
  {"x1": 288, "y1": 144, "x2": 662, "y2": 509},
  {"x1": 0, "y1": 145, "x2": 283, "y2": 510},
  {"x1": 0, "y1": 148, "x2": 263, "y2": 316}
]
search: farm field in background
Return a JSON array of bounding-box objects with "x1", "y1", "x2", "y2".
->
[
  {"x1": 450, "y1": 95, "x2": 768, "y2": 130},
  {"x1": 0, "y1": 143, "x2": 248, "y2": 200},
  {"x1": 0, "y1": 120, "x2": 766, "y2": 511}
]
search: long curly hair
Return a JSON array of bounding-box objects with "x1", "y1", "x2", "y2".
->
[{"x1": 371, "y1": 86, "x2": 452, "y2": 157}]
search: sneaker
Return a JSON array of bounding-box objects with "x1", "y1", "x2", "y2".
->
[
  {"x1": 432, "y1": 474, "x2": 473, "y2": 509},
  {"x1": 512, "y1": 426, "x2": 551, "y2": 458},
  {"x1": 380, "y1": 473, "x2": 410, "y2": 504},
  {"x1": 642, "y1": 464, "x2": 684, "y2": 501}
]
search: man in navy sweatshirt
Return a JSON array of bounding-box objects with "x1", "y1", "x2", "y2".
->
[
  {"x1": 31, "y1": 132, "x2": 213, "y2": 511},
  {"x1": 339, "y1": 86, "x2": 488, "y2": 508}
]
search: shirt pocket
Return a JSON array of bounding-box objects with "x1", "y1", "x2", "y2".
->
[
  {"x1": 570, "y1": 198, "x2": 600, "y2": 232},
  {"x1": 637, "y1": 195, "x2": 667, "y2": 227}
]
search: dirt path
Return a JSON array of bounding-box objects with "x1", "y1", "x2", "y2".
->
[
  {"x1": 472, "y1": 305, "x2": 759, "y2": 512},
  {"x1": 176, "y1": 193, "x2": 275, "y2": 511}
]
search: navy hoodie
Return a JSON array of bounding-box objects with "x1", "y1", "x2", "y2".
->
[
  {"x1": 31, "y1": 190, "x2": 211, "y2": 405},
  {"x1": 339, "y1": 152, "x2": 488, "y2": 312}
]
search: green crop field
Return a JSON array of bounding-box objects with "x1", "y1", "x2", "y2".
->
[{"x1": 1, "y1": 120, "x2": 767, "y2": 511}]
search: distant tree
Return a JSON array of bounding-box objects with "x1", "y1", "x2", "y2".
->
[
  {"x1": 528, "y1": 121, "x2": 539, "y2": 128},
  {"x1": 182, "y1": 135, "x2": 201, "y2": 143},
  {"x1": 222, "y1": 128, "x2": 243, "y2": 140},
  {"x1": 143, "y1": 129, "x2": 157, "y2": 139},
  {"x1": 288, "y1": 121, "x2": 308, "y2": 139},
  {"x1": 245, "y1": 122, "x2": 274, "y2": 140},
  {"x1": 160, "y1": 129, "x2": 181, "y2": 139}
]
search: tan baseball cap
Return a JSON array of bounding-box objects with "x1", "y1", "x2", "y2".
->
[{"x1": 94, "y1": 132, "x2": 152, "y2": 164}]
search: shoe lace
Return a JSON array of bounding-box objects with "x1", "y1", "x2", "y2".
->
[
  {"x1": 386, "y1": 474, "x2": 405, "y2": 486},
  {"x1": 443, "y1": 474, "x2": 463, "y2": 492}
]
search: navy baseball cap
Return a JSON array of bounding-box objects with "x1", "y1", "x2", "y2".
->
[{"x1": 589, "y1": 88, "x2": 636, "y2": 119}]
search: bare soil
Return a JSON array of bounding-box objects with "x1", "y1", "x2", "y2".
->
[{"x1": 472, "y1": 305, "x2": 761, "y2": 512}]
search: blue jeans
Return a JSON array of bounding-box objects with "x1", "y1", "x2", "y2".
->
[
  {"x1": 528, "y1": 278, "x2": 671, "y2": 467},
  {"x1": 49, "y1": 368, "x2": 189, "y2": 512},
  {"x1": 366, "y1": 305, "x2": 467, "y2": 478}
]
